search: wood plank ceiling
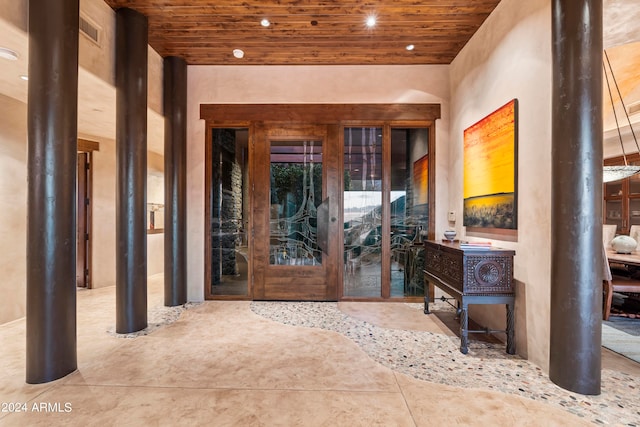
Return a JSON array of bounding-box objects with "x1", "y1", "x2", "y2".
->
[{"x1": 103, "y1": 0, "x2": 502, "y2": 66}]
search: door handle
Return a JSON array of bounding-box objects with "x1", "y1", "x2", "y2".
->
[{"x1": 317, "y1": 197, "x2": 330, "y2": 254}]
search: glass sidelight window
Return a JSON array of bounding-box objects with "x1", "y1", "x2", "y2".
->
[
  {"x1": 390, "y1": 128, "x2": 429, "y2": 298},
  {"x1": 343, "y1": 127, "x2": 383, "y2": 297},
  {"x1": 209, "y1": 128, "x2": 249, "y2": 296},
  {"x1": 342, "y1": 126, "x2": 429, "y2": 299}
]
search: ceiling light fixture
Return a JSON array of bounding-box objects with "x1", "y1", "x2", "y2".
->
[
  {"x1": 0, "y1": 47, "x2": 18, "y2": 60},
  {"x1": 233, "y1": 49, "x2": 245, "y2": 59},
  {"x1": 20, "y1": 75, "x2": 28, "y2": 81},
  {"x1": 602, "y1": 49, "x2": 640, "y2": 183},
  {"x1": 365, "y1": 15, "x2": 377, "y2": 28},
  {"x1": 260, "y1": 19, "x2": 270, "y2": 27},
  {"x1": 406, "y1": 44, "x2": 415, "y2": 51}
]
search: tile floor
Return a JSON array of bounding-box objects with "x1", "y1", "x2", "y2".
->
[{"x1": 1, "y1": 274, "x2": 639, "y2": 426}]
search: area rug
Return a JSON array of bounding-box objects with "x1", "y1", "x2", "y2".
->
[
  {"x1": 604, "y1": 315, "x2": 640, "y2": 336},
  {"x1": 601, "y1": 323, "x2": 640, "y2": 363}
]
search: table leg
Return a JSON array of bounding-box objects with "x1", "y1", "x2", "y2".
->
[
  {"x1": 506, "y1": 302, "x2": 515, "y2": 355},
  {"x1": 423, "y1": 294, "x2": 430, "y2": 314},
  {"x1": 460, "y1": 303, "x2": 469, "y2": 354}
]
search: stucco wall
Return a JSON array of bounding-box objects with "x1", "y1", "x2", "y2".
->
[
  {"x1": 187, "y1": 65, "x2": 451, "y2": 301},
  {"x1": 0, "y1": 94, "x2": 27, "y2": 324},
  {"x1": 449, "y1": 0, "x2": 552, "y2": 369},
  {"x1": 147, "y1": 155, "x2": 165, "y2": 276},
  {"x1": 79, "y1": 0, "x2": 115, "y2": 86},
  {"x1": 84, "y1": 135, "x2": 117, "y2": 289},
  {"x1": 0, "y1": 0, "x2": 165, "y2": 324}
]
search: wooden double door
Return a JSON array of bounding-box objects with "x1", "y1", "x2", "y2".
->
[{"x1": 252, "y1": 124, "x2": 342, "y2": 300}]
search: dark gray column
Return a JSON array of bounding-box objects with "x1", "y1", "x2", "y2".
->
[
  {"x1": 116, "y1": 8, "x2": 148, "y2": 333},
  {"x1": 163, "y1": 56, "x2": 188, "y2": 306},
  {"x1": 26, "y1": 0, "x2": 79, "y2": 384},
  {"x1": 550, "y1": 0, "x2": 602, "y2": 395}
]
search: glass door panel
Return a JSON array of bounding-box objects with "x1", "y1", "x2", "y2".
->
[
  {"x1": 629, "y1": 173, "x2": 640, "y2": 195},
  {"x1": 605, "y1": 181, "x2": 623, "y2": 198},
  {"x1": 630, "y1": 199, "x2": 640, "y2": 227},
  {"x1": 605, "y1": 199, "x2": 623, "y2": 231},
  {"x1": 270, "y1": 140, "x2": 323, "y2": 266},
  {"x1": 343, "y1": 127, "x2": 383, "y2": 297}
]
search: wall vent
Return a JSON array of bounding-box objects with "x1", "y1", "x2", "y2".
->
[
  {"x1": 79, "y1": 15, "x2": 100, "y2": 46},
  {"x1": 627, "y1": 101, "x2": 640, "y2": 117}
]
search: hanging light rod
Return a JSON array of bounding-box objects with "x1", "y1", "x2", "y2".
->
[{"x1": 602, "y1": 50, "x2": 640, "y2": 183}]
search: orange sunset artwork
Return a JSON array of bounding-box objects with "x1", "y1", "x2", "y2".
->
[{"x1": 463, "y1": 99, "x2": 517, "y2": 230}]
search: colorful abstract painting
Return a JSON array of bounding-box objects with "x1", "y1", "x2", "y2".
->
[
  {"x1": 463, "y1": 99, "x2": 518, "y2": 231},
  {"x1": 413, "y1": 154, "x2": 428, "y2": 206}
]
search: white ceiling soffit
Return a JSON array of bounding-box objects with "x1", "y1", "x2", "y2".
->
[{"x1": 0, "y1": 14, "x2": 164, "y2": 155}]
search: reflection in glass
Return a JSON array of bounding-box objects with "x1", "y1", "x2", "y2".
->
[
  {"x1": 630, "y1": 159, "x2": 640, "y2": 197},
  {"x1": 210, "y1": 128, "x2": 249, "y2": 296},
  {"x1": 390, "y1": 128, "x2": 428, "y2": 298},
  {"x1": 605, "y1": 199, "x2": 623, "y2": 231},
  {"x1": 270, "y1": 140, "x2": 323, "y2": 265},
  {"x1": 628, "y1": 156, "x2": 640, "y2": 229},
  {"x1": 343, "y1": 127, "x2": 382, "y2": 297}
]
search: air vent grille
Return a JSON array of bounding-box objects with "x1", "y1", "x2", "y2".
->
[{"x1": 79, "y1": 15, "x2": 100, "y2": 45}]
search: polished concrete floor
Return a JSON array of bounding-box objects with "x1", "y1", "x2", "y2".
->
[{"x1": 1, "y1": 275, "x2": 638, "y2": 426}]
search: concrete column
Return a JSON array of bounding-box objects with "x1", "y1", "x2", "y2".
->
[
  {"x1": 550, "y1": 0, "x2": 603, "y2": 395},
  {"x1": 26, "y1": 0, "x2": 79, "y2": 384},
  {"x1": 163, "y1": 56, "x2": 187, "y2": 306},
  {"x1": 116, "y1": 8, "x2": 148, "y2": 333}
]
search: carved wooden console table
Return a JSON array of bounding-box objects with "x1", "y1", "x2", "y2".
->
[{"x1": 423, "y1": 240, "x2": 515, "y2": 355}]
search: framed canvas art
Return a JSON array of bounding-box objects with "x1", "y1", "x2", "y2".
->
[
  {"x1": 463, "y1": 99, "x2": 518, "y2": 236},
  {"x1": 413, "y1": 154, "x2": 429, "y2": 207}
]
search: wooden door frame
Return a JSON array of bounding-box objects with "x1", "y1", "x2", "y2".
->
[
  {"x1": 252, "y1": 123, "x2": 341, "y2": 300},
  {"x1": 77, "y1": 138, "x2": 99, "y2": 288},
  {"x1": 201, "y1": 104, "x2": 440, "y2": 301}
]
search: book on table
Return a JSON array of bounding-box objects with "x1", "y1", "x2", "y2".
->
[{"x1": 459, "y1": 241, "x2": 492, "y2": 250}]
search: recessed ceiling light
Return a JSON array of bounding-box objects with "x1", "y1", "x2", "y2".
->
[
  {"x1": 365, "y1": 15, "x2": 377, "y2": 28},
  {"x1": 406, "y1": 44, "x2": 415, "y2": 51},
  {"x1": 233, "y1": 49, "x2": 245, "y2": 59},
  {"x1": 0, "y1": 47, "x2": 18, "y2": 60},
  {"x1": 261, "y1": 19, "x2": 270, "y2": 27},
  {"x1": 20, "y1": 75, "x2": 28, "y2": 81}
]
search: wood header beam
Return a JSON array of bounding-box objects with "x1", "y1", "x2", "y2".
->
[{"x1": 200, "y1": 104, "x2": 441, "y2": 124}]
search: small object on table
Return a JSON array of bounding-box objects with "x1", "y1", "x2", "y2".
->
[
  {"x1": 443, "y1": 229, "x2": 457, "y2": 241},
  {"x1": 611, "y1": 235, "x2": 638, "y2": 254}
]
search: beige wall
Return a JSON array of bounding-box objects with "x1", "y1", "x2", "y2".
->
[
  {"x1": 0, "y1": 94, "x2": 27, "y2": 324},
  {"x1": 0, "y1": 0, "x2": 165, "y2": 324},
  {"x1": 147, "y1": 156, "x2": 165, "y2": 276},
  {"x1": 0, "y1": 0, "x2": 26, "y2": 30},
  {"x1": 83, "y1": 135, "x2": 117, "y2": 289},
  {"x1": 78, "y1": 0, "x2": 163, "y2": 116},
  {"x1": 186, "y1": 65, "x2": 451, "y2": 301},
  {"x1": 449, "y1": 0, "x2": 551, "y2": 369},
  {"x1": 79, "y1": 0, "x2": 115, "y2": 86}
]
